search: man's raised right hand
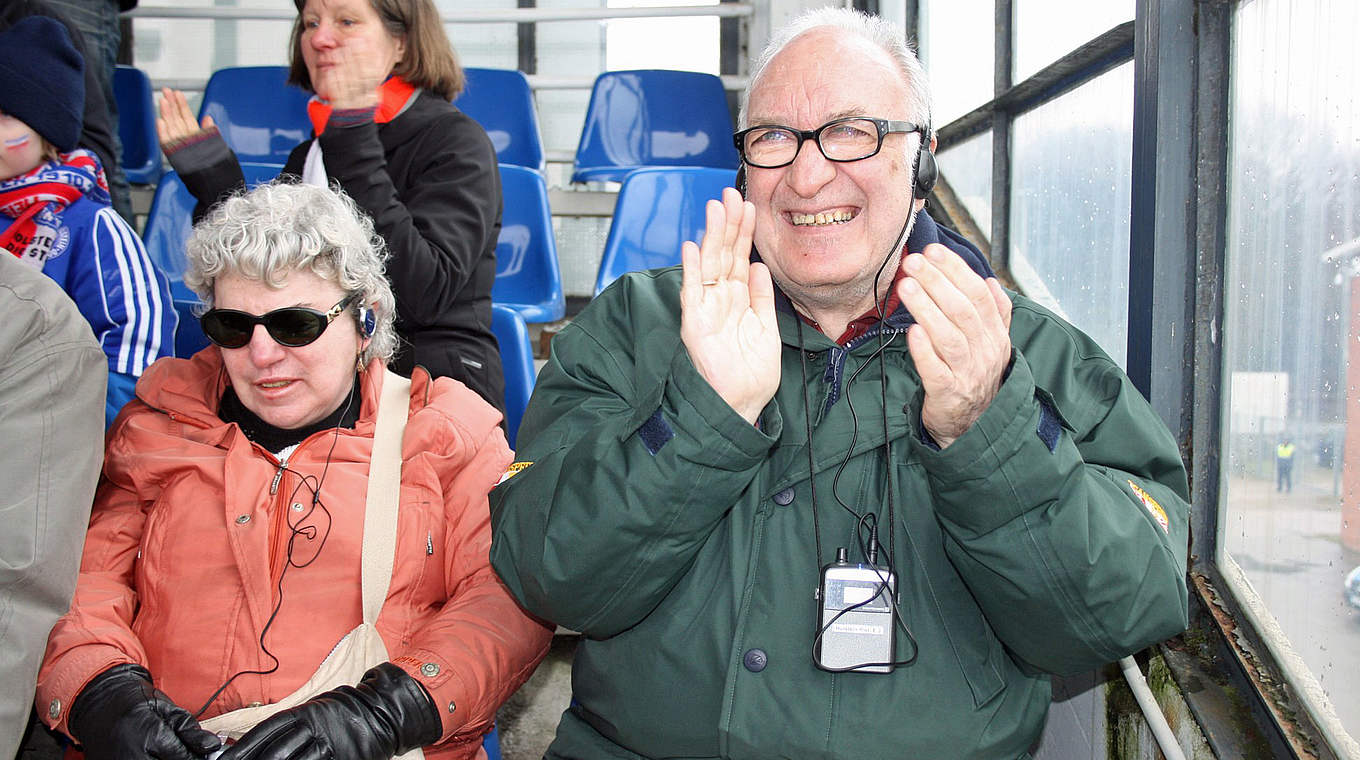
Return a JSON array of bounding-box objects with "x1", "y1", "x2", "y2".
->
[{"x1": 679, "y1": 187, "x2": 781, "y2": 425}]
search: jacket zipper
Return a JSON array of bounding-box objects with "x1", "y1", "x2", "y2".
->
[
  {"x1": 268, "y1": 452, "x2": 294, "y2": 589},
  {"x1": 269, "y1": 460, "x2": 289, "y2": 495}
]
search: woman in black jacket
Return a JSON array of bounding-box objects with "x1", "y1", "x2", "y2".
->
[{"x1": 158, "y1": 0, "x2": 505, "y2": 412}]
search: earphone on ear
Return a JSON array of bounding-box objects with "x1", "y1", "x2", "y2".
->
[
  {"x1": 357, "y1": 306, "x2": 376, "y2": 338},
  {"x1": 911, "y1": 128, "x2": 937, "y2": 200}
]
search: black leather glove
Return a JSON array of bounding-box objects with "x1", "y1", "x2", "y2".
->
[
  {"x1": 68, "y1": 663, "x2": 222, "y2": 760},
  {"x1": 220, "y1": 662, "x2": 442, "y2": 760}
]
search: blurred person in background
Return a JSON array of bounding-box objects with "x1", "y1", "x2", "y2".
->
[{"x1": 157, "y1": 0, "x2": 506, "y2": 414}]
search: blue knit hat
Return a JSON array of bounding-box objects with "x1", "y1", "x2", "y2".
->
[{"x1": 0, "y1": 16, "x2": 86, "y2": 153}]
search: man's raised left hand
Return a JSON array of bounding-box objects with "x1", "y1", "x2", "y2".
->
[{"x1": 897, "y1": 243, "x2": 1013, "y2": 449}]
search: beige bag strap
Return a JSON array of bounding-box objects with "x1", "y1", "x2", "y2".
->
[{"x1": 362, "y1": 369, "x2": 412, "y2": 624}]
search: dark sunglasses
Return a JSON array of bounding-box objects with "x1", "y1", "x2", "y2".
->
[{"x1": 200, "y1": 292, "x2": 361, "y2": 349}]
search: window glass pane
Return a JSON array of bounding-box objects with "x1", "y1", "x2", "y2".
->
[
  {"x1": 607, "y1": 0, "x2": 719, "y2": 73},
  {"x1": 1221, "y1": 0, "x2": 1360, "y2": 745},
  {"x1": 132, "y1": 0, "x2": 292, "y2": 87},
  {"x1": 131, "y1": 0, "x2": 519, "y2": 88},
  {"x1": 1008, "y1": 62, "x2": 1132, "y2": 365},
  {"x1": 937, "y1": 130, "x2": 993, "y2": 236},
  {"x1": 1012, "y1": 0, "x2": 1133, "y2": 83},
  {"x1": 919, "y1": 0, "x2": 994, "y2": 126}
]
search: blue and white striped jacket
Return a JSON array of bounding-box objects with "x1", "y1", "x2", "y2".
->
[{"x1": 4, "y1": 197, "x2": 176, "y2": 425}]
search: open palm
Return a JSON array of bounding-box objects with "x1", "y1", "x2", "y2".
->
[{"x1": 680, "y1": 188, "x2": 782, "y2": 425}]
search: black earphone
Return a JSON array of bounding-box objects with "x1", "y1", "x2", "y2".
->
[{"x1": 911, "y1": 127, "x2": 937, "y2": 200}]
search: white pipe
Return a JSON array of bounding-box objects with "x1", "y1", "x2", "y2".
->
[
  {"x1": 1119, "y1": 655, "x2": 1187, "y2": 760},
  {"x1": 130, "y1": 5, "x2": 753, "y2": 23}
]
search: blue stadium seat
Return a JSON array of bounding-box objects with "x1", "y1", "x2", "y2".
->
[
  {"x1": 490, "y1": 305, "x2": 536, "y2": 449},
  {"x1": 493, "y1": 164, "x2": 565, "y2": 323},
  {"x1": 455, "y1": 68, "x2": 545, "y2": 173},
  {"x1": 112, "y1": 65, "x2": 161, "y2": 184},
  {"x1": 572, "y1": 70, "x2": 739, "y2": 184},
  {"x1": 482, "y1": 725, "x2": 503, "y2": 760},
  {"x1": 199, "y1": 66, "x2": 313, "y2": 165},
  {"x1": 595, "y1": 166, "x2": 736, "y2": 296},
  {"x1": 143, "y1": 164, "x2": 284, "y2": 357}
]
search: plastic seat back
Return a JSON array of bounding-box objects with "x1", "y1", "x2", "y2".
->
[
  {"x1": 143, "y1": 164, "x2": 285, "y2": 357},
  {"x1": 113, "y1": 65, "x2": 161, "y2": 184},
  {"x1": 572, "y1": 70, "x2": 739, "y2": 184},
  {"x1": 199, "y1": 66, "x2": 313, "y2": 165},
  {"x1": 490, "y1": 305, "x2": 536, "y2": 448},
  {"x1": 493, "y1": 164, "x2": 565, "y2": 323},
  {"x1": 455, "y1": 68, "x2": 545, "y2": 172},
  {"x1": 595, "y1": 166, "x2": 736, "y2": 296}
]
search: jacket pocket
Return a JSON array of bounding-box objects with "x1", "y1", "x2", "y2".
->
[
  {"x1": 132, "y1": 496, "x2": 169, "y2": 631},
  {"x1": 929, "y1": 565, "x2": 1008, "y2": 708},
  {"x1": 897, "y1": 463, "x2": 1008, "y2": 709}
]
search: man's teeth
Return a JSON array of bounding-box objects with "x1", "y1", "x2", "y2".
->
[
  {"x1": 791, "y1": 210, "x2": 854, "y2": 226},
  {"x1": 260, "y1": 380, "x2": 290, "y2": 389}
]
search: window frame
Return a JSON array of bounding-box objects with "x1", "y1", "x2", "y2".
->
[{"x1": 912, "y1": 0, "x2": 1354, "y2": 755}]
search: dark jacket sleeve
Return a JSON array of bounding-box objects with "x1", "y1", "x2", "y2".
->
[
  {"x1": 316, "y1": 113, "x2": 500, "y2": 330},
  {"x1": 163, "y1": 129, "x2": 246, "y2": 224},
  {"x1": 916, "y1": 296, "x2": 1190, "y2": 675},
  {"x1": 489, "y1": 278, "x2": 783, "y2": 636}
]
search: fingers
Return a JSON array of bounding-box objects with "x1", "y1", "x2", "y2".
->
[
  {"x1": 727, "y1": 195, "x2": 756, "y2": 284},
  {"x1": 680, "y1": 239, "x2": 702, "y2": 310},
  {"x1": 899, "y1": 245, "x2": 1010, "y2": 352},
  {"x1": 899, "y1": 244, "x2": 1013, "y2": 447},
  {"x1": 899, "y1": 261, "x2": 967, "y2": 360},
  {"x1": 320, "y1": 43, "x2": 383, "y2": 109},
  {"x1": 159, "y1": 708, "x2": 222, "y2": 757},
  {"x1": 144, "y1": 727, "x2": 211, "y2": 760},
  {"x1": 988, "y1": 277, "x2": 1013, "y2": 329},
  {"x1": 748, "y1": 261, "x2": 776, "y2": 329},
  {"x1": 697, "y1": 198, "x2": 727, "y2": 286},
  {"x1": 718, "y1": 187, "x2": 744, "y2": 281},
  {"x1": 218, "y1": 716, "x2": 314, "y2": 760},
  {"x1": 157, "y1": 89, "x2": 206, "y2": 146},
  {"x1": 176, "y1": 726, "x2": 223, "y2": 756},
  {"x1": 691, "y1": 188, "x2": 755, "y2": 291},
  {"x1": 906, "y1": 319, "x2": 948, "y2": 390}
]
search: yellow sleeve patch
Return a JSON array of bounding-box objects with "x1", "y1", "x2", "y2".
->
[
  {"x1": 1128, "y1": 480, "x2": 1169, "y2": 533},
  {"x1": 497, "y1": 461, "x2": 533, "y2": 485}
]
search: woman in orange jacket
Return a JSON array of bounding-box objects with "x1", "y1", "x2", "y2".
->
[{"x1": 37, "y1": 181, "x2": 551, "y2": 760}]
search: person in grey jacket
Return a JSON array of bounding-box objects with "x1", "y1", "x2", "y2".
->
[{"x1": 0, "y1": 253, "x2": 106, "y2": 757}]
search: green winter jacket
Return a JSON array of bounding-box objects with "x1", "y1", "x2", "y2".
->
[{"x1": 490, "y1": 220, "x2": 1189, "y2": 760}]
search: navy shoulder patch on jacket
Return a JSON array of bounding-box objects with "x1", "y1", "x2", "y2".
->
[
  {"x1": 637, "y1": 408, "x2": 675, "y2": 455},
  {"x1": 1036, "y1": 395, "x2": 1062, "y2": 452}
]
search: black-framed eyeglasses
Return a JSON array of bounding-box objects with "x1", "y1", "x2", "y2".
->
[
  {"x1": 200, "y1": 292, "x2": 362, "y2": 349},
  {"x1": 732, "y1": 116, "x2": 924, "y2": 169}
]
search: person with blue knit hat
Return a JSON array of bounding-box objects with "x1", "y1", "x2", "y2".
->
[{"x1": 0, "y1": 15, "x2": 177, "y2": 427}]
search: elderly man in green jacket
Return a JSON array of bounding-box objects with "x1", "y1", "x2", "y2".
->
[{"x1": 490, "y1": 7, "x2": 1189, "y2": 759}]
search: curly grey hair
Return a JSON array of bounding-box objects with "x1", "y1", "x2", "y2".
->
[
  {"x1": 183, "y1": 181, "x2": 398, "y2": 365},
  {"x1": 738, "y1": 7, "x2": 932, "y2": 135}
]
